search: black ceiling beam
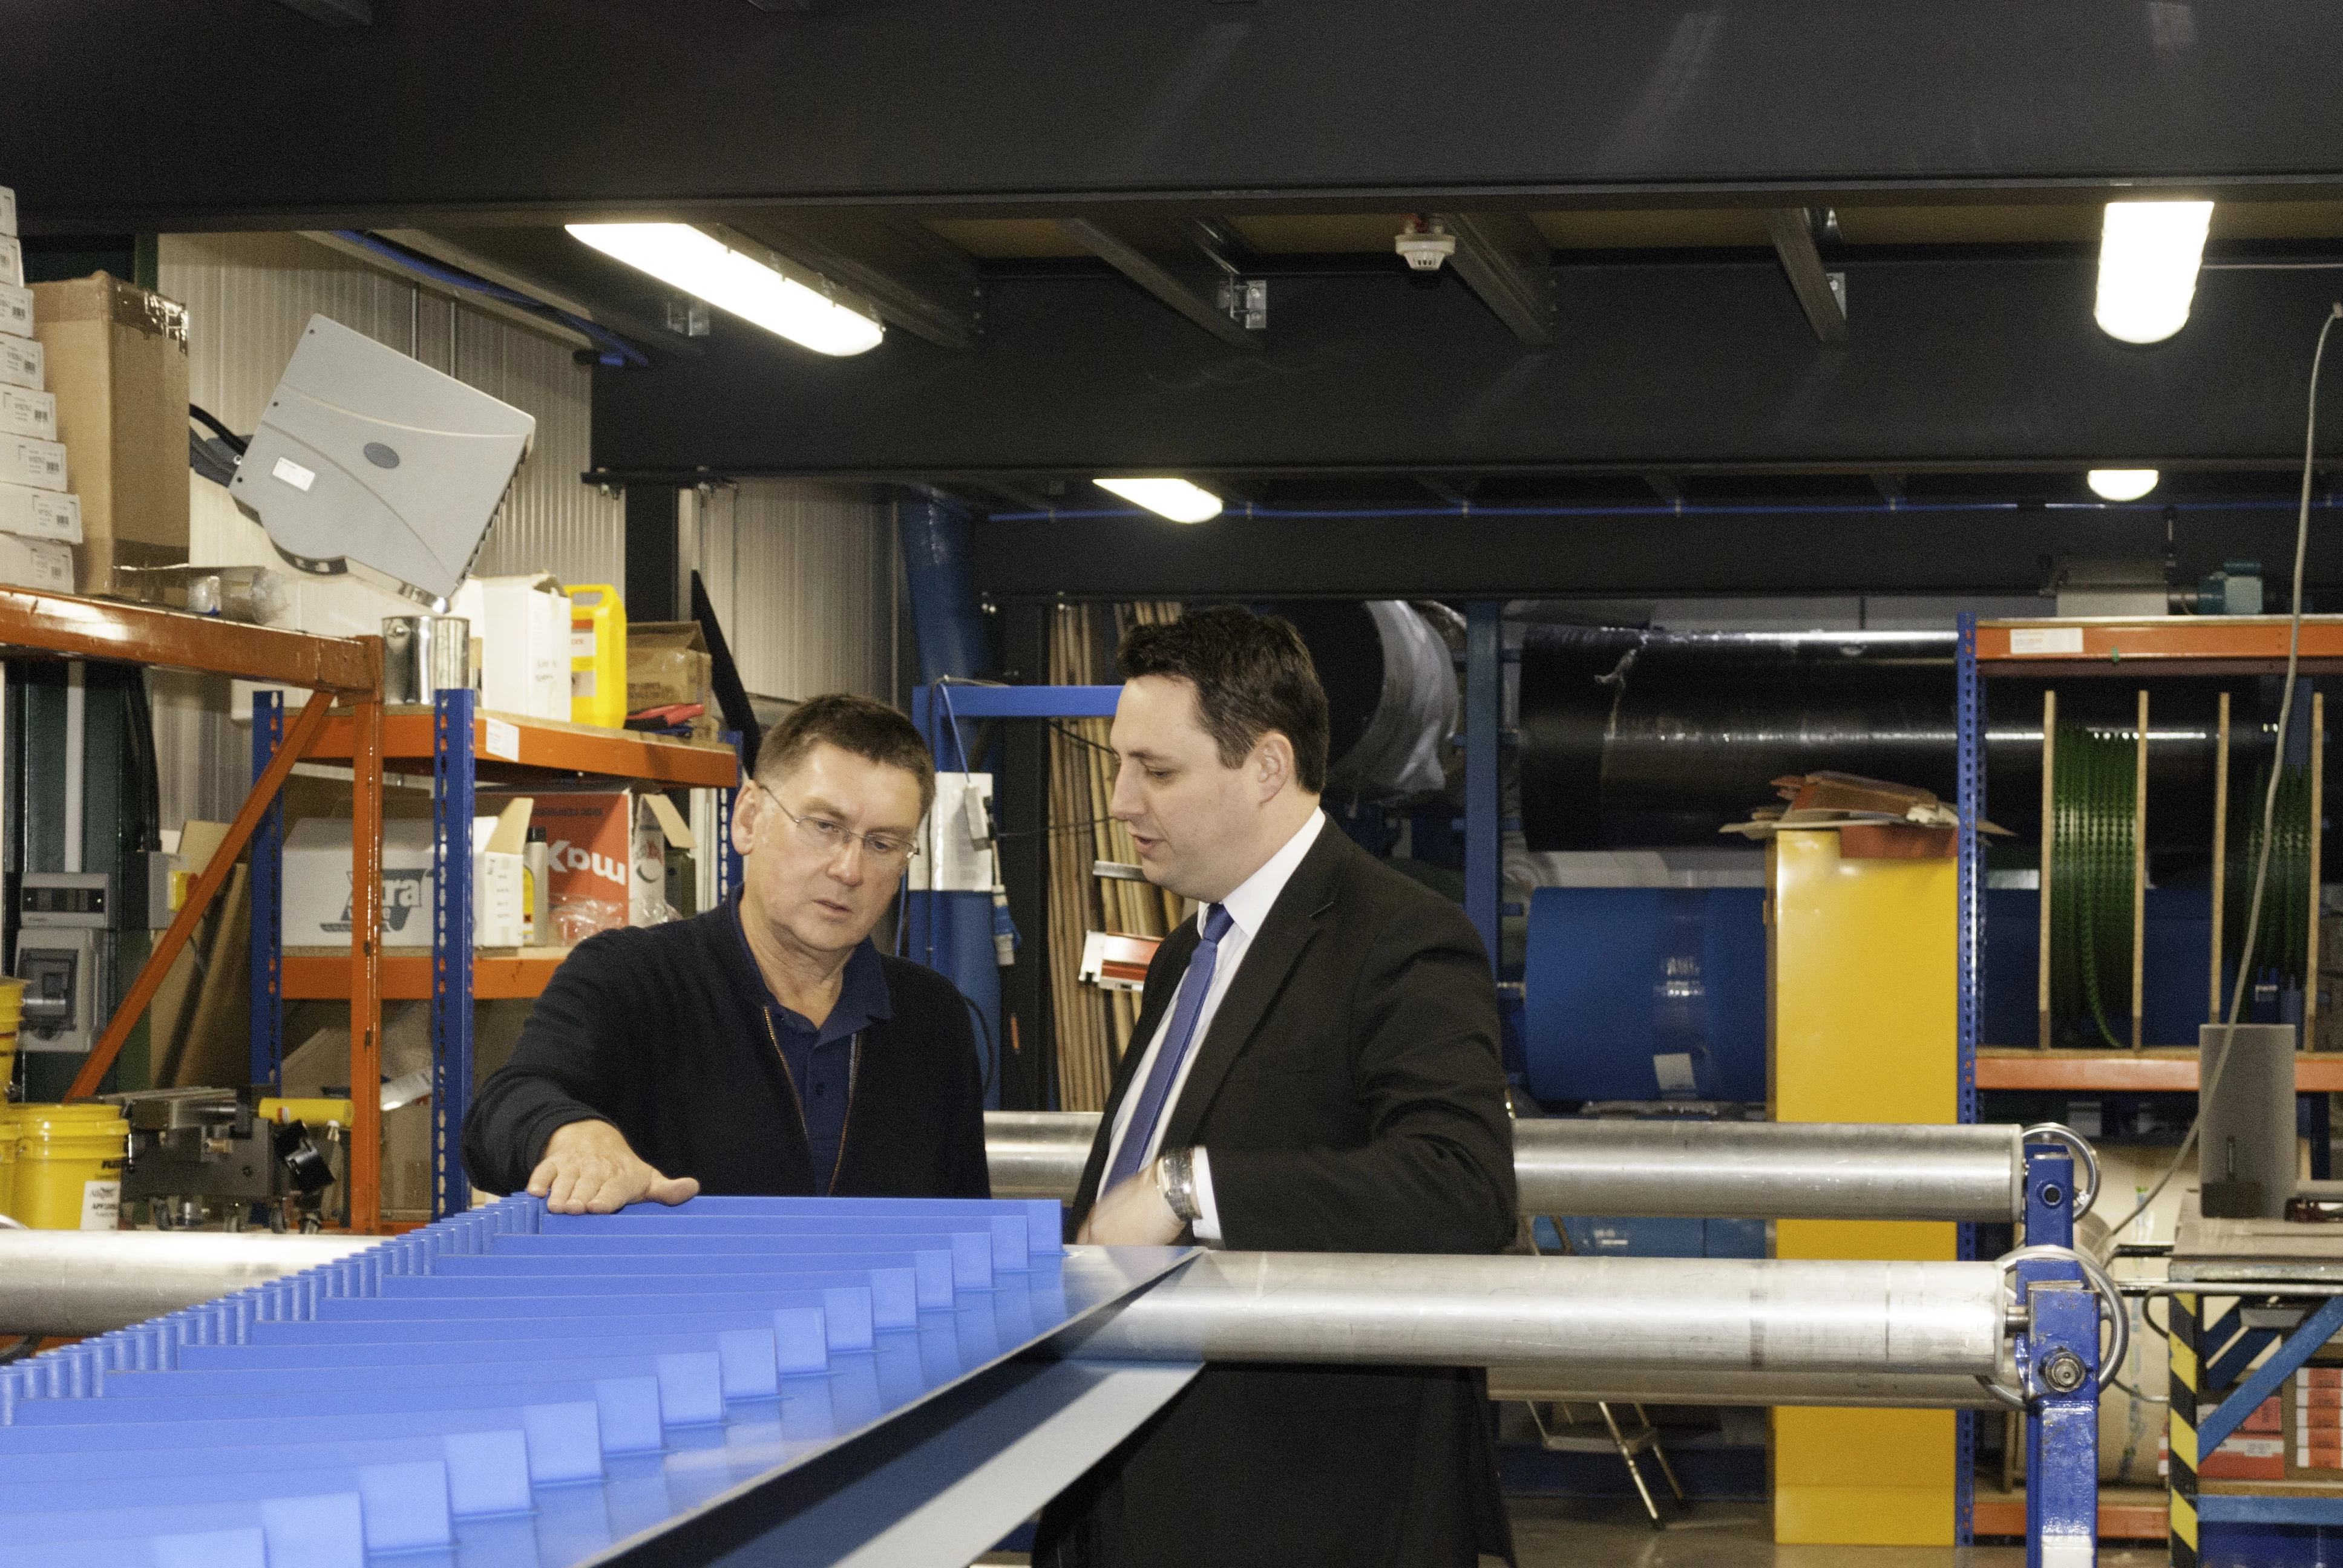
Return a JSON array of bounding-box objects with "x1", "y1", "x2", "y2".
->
[
  {"x1": 591, "y1": 252, "x2": 2343, "y2": 481},
  {"x1": 1434, "y1": 213, "x2": 1556, "y2": 344},
  {"x1": 19, "y1": 3, "x2": 2343, "y2": 231},
  {"x1": 721, "y1": 213, "x2": 985, "y2": 350},
  {"x1": 1765, "y1": 208, "x2": 1848, "y2": 343},
  {"x1": 966, "y1": 505, "x2": 2341, "y2": 601},
  {"x1": 1055, "y1": 217, "x2": 1257, "y2": 349}
]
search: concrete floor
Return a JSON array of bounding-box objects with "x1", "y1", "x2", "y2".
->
[{"x1": 986, "y1": 1498, "x2": 2175, "y2": 1567}]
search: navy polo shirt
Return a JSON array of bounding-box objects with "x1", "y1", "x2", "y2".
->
[{"x1": 729, "y1": 912, "x2": 893, "y2": 1194}]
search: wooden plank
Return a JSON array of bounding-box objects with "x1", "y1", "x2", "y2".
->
[
  {"x1": 1971, "y1": 1492, "x2": 2169, "y2": 1541},
  {"x1": 1978, "y1": 1047, "x2": 2343, "y2": 1092},
  {"x1": 0, "y1": 587, "x2": 377, "y2": 693},
  {"x1": 284, "y1": 950, "x2": 566, "y2": 1001}
]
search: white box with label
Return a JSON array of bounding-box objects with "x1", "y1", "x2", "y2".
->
[
  {"x1": 0, "y1": 186, "x2": 16, "y2": 238},
  {"x1": 0, "y1": 335, "x2": 41, "y2": 391},
  {"x1": 0, "y1": 281, "x2": 30, "y2": 339},
  {"x1": 0, "y1": 482, "x2": 79, "y2": 544},
  {"x1": 0, "y1": 533, "x2": 74, "y2": 592},
  {"x1": 283, "y1": 816, "x2": 526, "y2": 949},
  {"x1": 0, "y1": 385, "x2": 54, "y2": 441},
  {"x1": 450, "y1": 572, "x2": 572, "y2": 722},
  {"x1": 0, "y1": 235, "x2": 19, "y2": 289},
  {"x1": 0, "y1": 436, "x2": 64, "y2": 492}
]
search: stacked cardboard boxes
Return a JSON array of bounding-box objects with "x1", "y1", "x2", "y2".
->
[
  {"x1": 0, "y1": 185, "x2": 79, "y2": 593},
  {"x1": 2289, "y1": 1362, "x2": 2343, "y2": 1478}
]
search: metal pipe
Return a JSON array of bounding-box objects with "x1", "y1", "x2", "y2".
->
[
  {"x1": 1057, "y1": 1250, "x2": 2012, "y2": 1379},
  {"x1": 1482, "y1": 1368, "x2": 2007, "y2": 1410},
  {"x1": 984, "y1": 1112, "x2": 2031, "y2": 1222},
  {"x1": 0, "y1": 1231, "x2": 374, "y2": 1337}
]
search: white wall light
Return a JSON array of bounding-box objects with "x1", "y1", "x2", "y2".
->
[
  {"x1": 2094, "y1": 201, "x2": 2214, "y2": 345},
  {"x1": 1095, "y1": 477, "x2": 1224, "y2": 523},
  {"x1": 566, "y1": 223, "x2": 884, "y2": 357},
  {"x1": 2087, "y1": 468, "x2": 2160, "y2": 501}
]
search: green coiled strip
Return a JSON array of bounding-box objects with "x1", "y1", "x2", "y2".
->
[
  {"x1": 2224, "y1": 760, "x2": 2315, "y2": 987},
  {"x1": 2050, "y1": 722, "x2": 2138, "y2": 1047}
]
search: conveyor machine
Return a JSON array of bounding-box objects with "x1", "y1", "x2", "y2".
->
[{"x1": 0, "y1": 1122, "x2": 2115, "y2": 1568}]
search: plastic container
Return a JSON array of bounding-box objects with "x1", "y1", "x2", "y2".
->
[
  {"x1": 567, "y1": 585, "x2": 628, "y2": 729},
  {"x1": 524, "y1": 826, "x2": 549, "y2": 947},
  {"x1": 0, "y1": 973, "x2": 21, "y2": 1103},
  {"x1": 0, "y1": 1104, "x2": 21, "y2": 1220},
  {"x1": 12, "y1": 1102, "x2": 128, "y2": 1230}
]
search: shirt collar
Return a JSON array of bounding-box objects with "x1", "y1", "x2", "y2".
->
[
  {"x1": 1216, "y1": 808, "x2": 1326, "y2": 942},
  {"x1": 729, "y1": 898, "x2": 894, "y2": 1042}
]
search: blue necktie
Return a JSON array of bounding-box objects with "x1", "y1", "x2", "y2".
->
[{"x1": 1105, "y1": 903, "x2": 1234, "y2": 1191}]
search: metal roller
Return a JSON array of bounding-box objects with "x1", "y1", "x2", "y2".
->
[
  {"x1": 1057, "y1": 1250, "x2": 2013, "y2": 1380},
  {"x1": 0, "y1": 1229, "x2": 375, "y2": 1337},
  {"x1": 1481, "y1": 1368, "x2": 2008, "y2": 1410},
  {"x1": 986, "y1": 1111, "x2": 2040, "y2": 1223}
]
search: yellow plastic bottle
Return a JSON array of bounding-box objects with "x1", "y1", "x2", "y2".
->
[{"x1": 568, "y1": 585, "x2": 628, "y2": 730}]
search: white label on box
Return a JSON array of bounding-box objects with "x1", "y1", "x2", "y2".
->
[
  {"x1": 0, "y1": 387, "x2": 54, "y2": 439},
  {"x1": 0, "y1": 235, "x2": 19, "y2": 290},
  {"x1": 0, "y1": 336, "x2": 40, "y2": 391},
  {"x1": 2009, "y1": 627, "x2": 2085, "y2": 655},
  {"x1": 483, "y1": 716, "x2": 520, "y2": 761},
  {"x1": 272, "y1": 456, "x2": 317, "y2": 492},
  {"x1": 0, "y1": 281, "x2": 29, "y2": 339},
  {"x1": 0, "y1": 186, "x2": 15, "y2": 238},
  {"x1": 0, "y1": 482, "x2": 78, "y2": 543},
  {"x1": 2, "y1": 437, "x2": 66, "y2": 492},
  {"x1": 80, "y1": 1179, "x2": 120, "y2": 1230}
]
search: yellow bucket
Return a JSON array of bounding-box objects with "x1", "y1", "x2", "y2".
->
[
  {"x1": 11, "y1": 1103, "x2": 127, "y2": 1230},
  {"x1": 0, "y1": 974, "x2": 21, "y2": 1102},
  {"x1": 0, "y1": 1105, "x2": 19, "y2": 1220}
]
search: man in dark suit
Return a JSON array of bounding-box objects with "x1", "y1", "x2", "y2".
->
[{"x1": 1036, "y1": 605, "x2": 1518, "y2": 1568}]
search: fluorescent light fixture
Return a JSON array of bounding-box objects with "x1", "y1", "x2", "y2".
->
[
  {"x1": 2094, "y1": 201, "x2": 2214, "y2": 345},
  {"x1": 1095, "y1": 477, "x2": 1224, "y2": 523},
  {"x1": 2087, "y1": 468, "x2": 2159, "y2": 501},
  {"x1": 566, "y1": 223, "x2": 883, "y2": 356}
]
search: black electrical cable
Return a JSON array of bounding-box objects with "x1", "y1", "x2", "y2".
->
[{"x1": 187, "y1": 404, "x2": 248, "y2": 455}]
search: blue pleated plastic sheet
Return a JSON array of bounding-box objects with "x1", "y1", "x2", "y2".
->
[{"x1": 0, "y1": 1194, "x2": 1188, "y2": 1568}]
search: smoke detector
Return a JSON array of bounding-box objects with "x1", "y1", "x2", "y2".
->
[{"x1": 1395, "y1": 218, "x2": 1456, "y2": 273}]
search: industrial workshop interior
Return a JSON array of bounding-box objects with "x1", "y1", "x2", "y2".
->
[{"x1": 18, "y1": 9, "x2": 2343, "y2": 1568}]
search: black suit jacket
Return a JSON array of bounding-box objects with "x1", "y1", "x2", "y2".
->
[{"x1": 1039, "y1": 819, "x2": 1517, "y2": 1568}]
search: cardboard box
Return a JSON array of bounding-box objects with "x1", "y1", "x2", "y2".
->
[
  {"x1": 450, "y1": 573, "x2": 572, "y2": 722},
  {"x1": 0, "y1": 385, "x2": 54, "y2": 441},
  {"x1": 283, "y1": 809, "x2": 527, "y2": 950},
  {"x1": 0, "y1": 533, "x2": 76, "y2": 592},
  {"x1": 628, "y1": 621, "x2": 712, "y2": 711},
  {"x1": 0, "y1": 483, "x2": 81, "y2": 544},
  {"x1": 0, "y1": 435, "x2": 65, "y2": 492},
  {"x1": 480, "y1": 790, "x2": 695, "y2": 938},
  {"x1": 0, "y1": 335, "x2": 39, "y2": 391},
  {"x1": 0, "y1": 235, "x2": 19, "y2": 289},
  {"x1": 2289, "y1": 1364, "x2": 2343, "y2": 1479},
  {"x1": 0, "y1": 186, "x2": 16, "y2": 238},
  {"x1": 0, "y1": 281, "x2": 31, "y2": 340},
  {"x1": 30, "y1": 273, "x2": 189, "y2": 593}
]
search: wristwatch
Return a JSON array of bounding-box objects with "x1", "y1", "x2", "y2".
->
[{"x1": 1154, "y1": 1148, "x2": 1201, "y2": 1224}]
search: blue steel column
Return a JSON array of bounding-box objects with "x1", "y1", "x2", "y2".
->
[
  {"x1": 432, "y1": 691, "x2": 476, "y2": 1220},
  {"x1": 2025, "y1": 1285, "x2": 2102, "y2": 1568},
  {"x1": 1955, "y1": 610, "x2": 1985, "y2": 1544},
  {"x1": 247, "y1": 690, "x2": 285, "y2": 1091},
  {"x1": 1464, "y1": 602, "x2": 1502, "y2": 977}
]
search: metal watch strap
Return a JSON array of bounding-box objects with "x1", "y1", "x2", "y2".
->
[{"x1": 1156, "y1": 1148, "x2": 1200, "y2": 1224}]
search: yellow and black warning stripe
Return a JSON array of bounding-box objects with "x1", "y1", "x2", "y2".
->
[{"x1": 2169, "y1": 1291, "x2": 2200, "y2": 1568}]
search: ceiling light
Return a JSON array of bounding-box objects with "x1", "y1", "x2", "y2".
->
[
  {"x1": 1095, "y1": 477, "x2": 1224, "y2": 523},
  {"x1": 2087, "y1": 468, "x2": 2159, "y2": 501},
  {"x1": 2094, "y1": 201, "x2": 2214, "y2": 345},
  {"x1": 565, "y1": 223, "x2": 883, "y2": 356}
]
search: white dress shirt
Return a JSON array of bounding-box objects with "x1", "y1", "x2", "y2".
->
[{"x1": 1098, "y1": 808, "x2": 1327, "y2": 1243}]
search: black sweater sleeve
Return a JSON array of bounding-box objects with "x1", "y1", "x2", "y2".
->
[{"x1": 460, "y1": 929, "x2": 648, "y2": 1195}]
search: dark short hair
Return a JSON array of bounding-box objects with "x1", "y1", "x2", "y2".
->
[
  {"x1": 1118, "y1": 605, "x2": 1329, "y2": 792},
  {"x1": 755, "y1": 693, "x2": 936, "y2": 817}
]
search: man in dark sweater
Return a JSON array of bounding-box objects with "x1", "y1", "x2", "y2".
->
[{"x1": 462, "y1": 694, "x2": 989, "y2": 1209}]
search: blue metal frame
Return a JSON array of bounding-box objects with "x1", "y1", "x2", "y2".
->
[
  {"x1": 1955, "y1": 611, "x2": 1985, "y2": 1544},
  {"x1": 247, "y1": 690, "x2": 286, "y2": 1092},
  {"x1": 432, "y1": 690, "x2": 476, "y2": 1221},
  {"x1": 2022, "y1": 1283, "x2": 2102, "y2": 1568},
  {"x1": 1464, "y1": 601, "x2": 1502, "y2": 979}
]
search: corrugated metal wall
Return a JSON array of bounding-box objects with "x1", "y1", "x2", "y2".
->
[
  {"x1": 681, "y1": 483, "x2": 901, "y2": 705},
  {"x1": 159, "y1": 232, "x2": 624, "y2": 592}
]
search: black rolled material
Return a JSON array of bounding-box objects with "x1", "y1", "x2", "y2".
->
[{"x1": 1518, "y1": 626, "x2": 2290, "y2": 854}]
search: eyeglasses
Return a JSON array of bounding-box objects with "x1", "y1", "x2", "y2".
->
[{"x1": 756, "y1": 783, "x2": 917, "y2": 869}]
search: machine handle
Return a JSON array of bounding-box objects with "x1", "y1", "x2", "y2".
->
[
  {"x1": 1989, "y1": 1243, "x2": 2130, "y2": 1400},
  {"x1": 2020, "y1": 1123, "x2": 2101, "y2": 1221}
]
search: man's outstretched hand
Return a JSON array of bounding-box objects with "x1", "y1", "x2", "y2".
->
[{"x1": 526, "y1": 1120, "x2": 700, "y2": 1214}]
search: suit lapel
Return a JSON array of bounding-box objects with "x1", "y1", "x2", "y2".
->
[
  {"x1": 1069, "y1": 919, "x2": 1198, "y2": 1217},
  {"x1": 1158, "y1": 825, "x2": 1348, "y2": 1151}
]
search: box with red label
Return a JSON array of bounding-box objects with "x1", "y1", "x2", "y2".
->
[
  {"x1": 480, "y1": 790, "x2": 694, "y2": 942},
  {"x1": 2197, "y1": 1394, "x2": 2285, "y2": 1481},
  {"x1": 2287, "y1": 1363, "x2": 2343, "y2": 1480}
]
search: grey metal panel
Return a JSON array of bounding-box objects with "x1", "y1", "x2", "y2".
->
[
  {"x1": 681, "y1": 483, "x2": 899, "y2": 705},
  {"x1": 17, "y1": 4, "x2": 2343, "y2": 227}
]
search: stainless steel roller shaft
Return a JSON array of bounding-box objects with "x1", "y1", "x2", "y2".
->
[
  {"x1": 1056, "y1": 1250, "x2": 2013, "y2": 1380},
  {"x1": 985, "y1": 1112, "x2": 2030, "y2": 1222},
  {"x1": 0, "y1": 1230, "x2": 376, "y2": 1337}
]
